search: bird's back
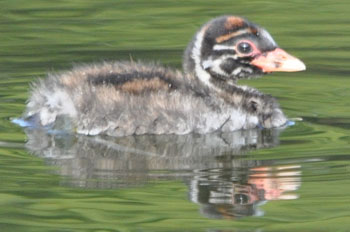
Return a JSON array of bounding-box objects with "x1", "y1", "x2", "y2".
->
[{"x1": 25, "y1": 61, "x2": 239, "y2": 136}]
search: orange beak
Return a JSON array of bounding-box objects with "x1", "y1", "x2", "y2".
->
[{"x1": 251, "y1": 48, "x2": 306, "y2": 73}]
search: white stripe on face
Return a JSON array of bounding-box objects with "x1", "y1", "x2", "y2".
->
[
  {"x1": 202, "y1": 54, "x2": 239, "y2": 76},
  {"x1": 212, "y1": 44, "x2": 235, "y2": 51},
  {"x1": 191, "y1": 27, "x2": 213, "y2": 87}
]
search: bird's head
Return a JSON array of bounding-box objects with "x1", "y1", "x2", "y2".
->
[{"x1": 183, "y1": 16, "x2": 306, "y2": 87}]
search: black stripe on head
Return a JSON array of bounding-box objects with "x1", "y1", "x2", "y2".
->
[{"x1": 212, "y1": 49, "x2": 236, "y2": 56}]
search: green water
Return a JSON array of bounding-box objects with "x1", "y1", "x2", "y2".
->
[{"x1": 1, "y1": 0, "x2": 350, "y2": 231}]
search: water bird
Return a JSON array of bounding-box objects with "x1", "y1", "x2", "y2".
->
[{"x1": 22, "y1": 15, "x2": 305, "y2": 136}]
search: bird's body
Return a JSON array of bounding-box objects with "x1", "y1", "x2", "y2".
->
[{"x1": 23, "y1": 15, "x2": 305, "y2": 136}]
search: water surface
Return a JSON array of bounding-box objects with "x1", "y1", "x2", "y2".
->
[{"x1": 0, "y1": 0, "x2": 350, "y2": 231}]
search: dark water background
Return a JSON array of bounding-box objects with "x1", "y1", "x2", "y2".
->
[{"x1": 0, "y1": 0, "x2": 350, "y2": 231}]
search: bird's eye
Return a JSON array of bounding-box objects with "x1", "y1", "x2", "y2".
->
[{"x1": 237, "y1": 42, "x2": 252, "y2": 54}]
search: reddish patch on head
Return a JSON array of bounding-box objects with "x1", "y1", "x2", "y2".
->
[
  {"x1": 225, "y1": 16, "x2": 244, "y2": 30},
  {"x1": 215, "y1": 28, "x2": 252, "y2": 43}
]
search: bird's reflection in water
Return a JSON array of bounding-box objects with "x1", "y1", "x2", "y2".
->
[
  {"x1": 190, "y1": 164, "x2": 300, "y2": 219},
  {"x1": 24, "y1": 127, "x2": 301, "y2": 219}
]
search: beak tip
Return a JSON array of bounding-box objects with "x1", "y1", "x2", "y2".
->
[
  {"x1": 294, "y1": 60, "x2": 306, "y2": 72},
  {"x1": 275, "y1": 57, "x2": 306, "y2": 72}
]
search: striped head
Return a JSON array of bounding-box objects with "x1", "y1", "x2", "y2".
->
[{"x1": 183, "y1": 16, "x2": 305, "y2": 88}]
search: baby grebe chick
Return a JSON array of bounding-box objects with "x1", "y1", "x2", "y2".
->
[{"x1": 23, "y1": 15, "x2": 305, "y2": 136}]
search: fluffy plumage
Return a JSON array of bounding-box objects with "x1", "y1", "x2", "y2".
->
[{"x1": 23, "y1": 15, "x2": 305, "y2": 136}]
